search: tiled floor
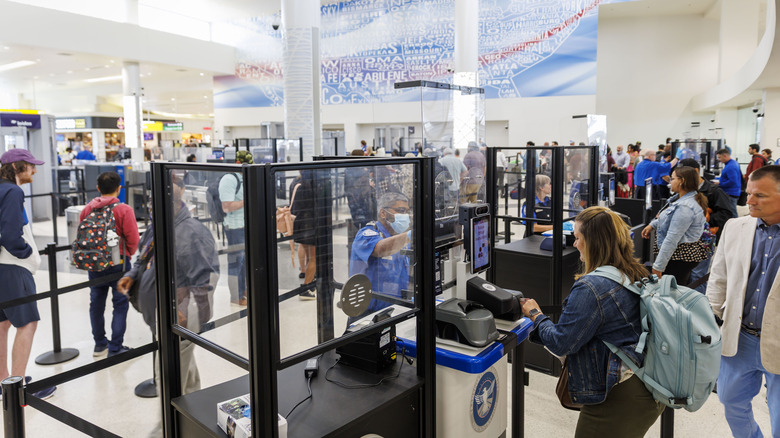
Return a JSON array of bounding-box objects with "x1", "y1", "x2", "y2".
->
[{"x1": 6, "y1": 204, "x2": 769, "y2": 437}]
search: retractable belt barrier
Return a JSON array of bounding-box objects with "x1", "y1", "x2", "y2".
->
[{"x1": 0, "y1": 241, "x2": 158, "y2": 438}]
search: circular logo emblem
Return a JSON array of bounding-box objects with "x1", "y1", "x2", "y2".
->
[
  {"x1": 483, "y1": 284, "x2": 496, "y2": 292},
  {"x1": 470, "y1": 367, "x2": 498, "y2": 432}
]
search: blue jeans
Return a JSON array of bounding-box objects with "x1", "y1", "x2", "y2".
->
[
  {"x1": 689, "y1": 256, "x2": 712, "y2": 294},
  {"x1": 728, "y1": 195, "x2": 739, "y2": 218},
  {"x1": 718, "y1": 329, "x2": 780, "y2": 438},
  {"x1": 225, "y1": 227, "x2": 246, "y2": 301},
  {"x1": 88, "y1": 261, "x2": 129, "y2": 352}
]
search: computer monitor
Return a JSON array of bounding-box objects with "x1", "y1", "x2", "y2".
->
[
  {"x1": 645, "y1": 177, "x2": 653, "y2": 210},
  {"x1": 470, "y1": 215, "x2": 491, "y2": 274}
]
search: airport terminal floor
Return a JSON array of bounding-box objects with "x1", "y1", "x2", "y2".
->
[{"x1": 7, "y1": 203, "x2": 769, "y2": 437}]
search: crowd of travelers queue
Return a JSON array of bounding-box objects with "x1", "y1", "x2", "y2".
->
[{"x1": 1, "y1": 138, "x2": 779, "y2": 437}]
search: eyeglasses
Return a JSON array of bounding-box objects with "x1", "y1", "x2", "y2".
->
[{"x1": 386, "y1": 207, "x2": 410, "y2": 214}]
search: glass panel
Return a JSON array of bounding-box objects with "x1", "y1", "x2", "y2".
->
[
  {"x1": 563, "y1": 147, "x2": 594, "y2": 217},
  {"x1": 275, "y1": 162, "x2": 418, "y2": 360},
  {"x1": 169, "y1": 167, "x2": 249, "y2": 360},
  {"x1": 250, "y1": 138, "x2": 275, "y2": 163}
]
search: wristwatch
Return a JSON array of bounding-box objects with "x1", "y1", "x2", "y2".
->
[{"x1": 529, "y1": 308, "x2": 541, "y2": 319}]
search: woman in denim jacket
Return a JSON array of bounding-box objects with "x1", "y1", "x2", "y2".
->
[
  {"x1": 641, "y1": 166, "x2": 707, "y2": 285},
  {"x1": 522, "y1": 207, "x2": 664, "y2": 437}
]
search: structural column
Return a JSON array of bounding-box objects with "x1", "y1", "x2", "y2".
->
[
  {"x1": 760, "y1": 88, "x2": 780, "y2": 158},
  {"x1": 453, "y1": 0, "x2": 483, "y2": 150},
  {"x1": 282, "y1": 0, "x2": 322, "y2": 159},
  {"x1": 123, "y1": 1, "x2": 143, "y2": 162}
]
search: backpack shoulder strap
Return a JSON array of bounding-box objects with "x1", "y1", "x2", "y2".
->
[
  {"x1": 289, "y1": 183, "x2": 301, "y2": 208},
  {"x1": 591, "y1": 266, "x2": 642, "y2": 295},
  {"x1": 232, "y1": 173, "x2": 240, "y2": 195}
]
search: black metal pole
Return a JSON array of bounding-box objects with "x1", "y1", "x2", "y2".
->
[
  {"x1": 660, "y1": 408, "x2": 674, "y2": 438},
  {"x1": 418, "y1": 157, "x2": 437, "y2": 438},
  {"x1": 2, "y1": 376, "x2": 25, "y2": 438},
  {"x1": 511, "y1": 340, "x2": 526, "y2": 438},
  {"x1": 49, "y1": 194, "x2": 58, "y2": 244},
  {"x1": 35, "y1": 244, "x2": 79, "y2": 365}
]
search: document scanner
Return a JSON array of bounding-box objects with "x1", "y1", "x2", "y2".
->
[
  {"x1": 435, "y1": 298, "x2": 499, "y2": 347},
  {"x1": 466, "y1": 277, "x2": 525, "y2": 321}
]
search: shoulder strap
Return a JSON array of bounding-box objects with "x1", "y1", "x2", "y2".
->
[
  {"x1": 591, "y1": 266, "x2": 642, "y2": 295},
  {"x1": 289, "y1": 183, "x2": 301, "y2": 208},
  {"x1": 232, "y1": 173, "x2": 240, "y2": 195}
]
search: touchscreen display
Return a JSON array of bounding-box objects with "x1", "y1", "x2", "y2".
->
[{"x1": 471, "y1": 216, "x2": 490, "y2": 273}]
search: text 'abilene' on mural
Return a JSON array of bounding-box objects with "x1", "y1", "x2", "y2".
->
[{"x1": 213, "y1": 0, "x2": 633, "y2": 109}]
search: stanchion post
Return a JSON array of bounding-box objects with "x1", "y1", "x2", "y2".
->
[
  {"x1": 49, "y1": 194, "x2": 58, "y2": 245},
  {"x1": 660, "y1": 408, "x2": 674, "y2": 438},
  {"x1": 2, "y1": 376, "x2": 25, "y2": 438},
  {"x1": 34, "y1": 244, "x2": 79, "y2": 365}
]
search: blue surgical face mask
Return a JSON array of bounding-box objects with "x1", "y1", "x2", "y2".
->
[{"x1": 390, "y1": 213, "x2": 410, "y2": 234}]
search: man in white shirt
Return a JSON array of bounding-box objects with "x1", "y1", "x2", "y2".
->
[
  {"x1": 613, "y1": 144, "x2": 630, "y2": 169},
  {"x1": 439, "y1": 148, "x2": 467, "y2": 196}
]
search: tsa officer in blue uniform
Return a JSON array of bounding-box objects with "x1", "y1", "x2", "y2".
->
[{"x1": 349, "y1": 192, "x2": 413, "y2": 322}]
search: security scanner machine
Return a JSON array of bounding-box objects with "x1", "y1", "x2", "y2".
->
[
  {"x1": 486, "y1": 145, "x2": 599, "y2": 376},
  {"x1": 151, "y1": 158, "x2": 437, "y2": 438}
]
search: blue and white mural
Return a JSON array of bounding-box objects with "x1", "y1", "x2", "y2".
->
[{"x1": 213, "y1": 0, "x2": 633, "y2": 108}]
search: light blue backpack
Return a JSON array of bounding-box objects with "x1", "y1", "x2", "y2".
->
[{"x1": 592, "y1": 266, "x2": 721, "y2": 412}]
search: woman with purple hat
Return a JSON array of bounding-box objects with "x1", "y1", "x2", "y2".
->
[{"x1": 0, "y1": 149, "x2": 56, "y2": 399}]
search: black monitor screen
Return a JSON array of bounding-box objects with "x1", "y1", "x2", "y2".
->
[
  {"x1": 645, "y1": 177, "x2": 653, "y2": 210},
  {"x1": 471, "y1": 216, "x2": 490, "y2": 274}
]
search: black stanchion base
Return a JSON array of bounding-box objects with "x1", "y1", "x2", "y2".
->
[
  {"x1": 135, "y1": 378, "x2": 158, "y2": 398},
  {"x1": 35, "y1": 348, "x2": 79, "y2": 365}
]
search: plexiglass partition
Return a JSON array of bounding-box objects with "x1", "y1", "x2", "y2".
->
[
  {"x1": 152, "y1": 158, "x2": 437, "y2": 437},
  {"x1": 487, "y1": 145, "x2": 599, "y2": 241}
]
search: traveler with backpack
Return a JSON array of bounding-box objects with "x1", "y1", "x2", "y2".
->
[
  {"x1": 77, "y1": 172, "x2": 139, "y2": 357},
  {"x1": 707, "y1": 165, "x2": 780, "y2": 438},
  {"x1": 521, "y1": 207, "x2": 665, "y2": 437},
  {"x1": 0, "y1": 149, "x2": 57, "y2": 399},
  {"x1": 219, "y1": 152, "x2": 252, "y2": 306}
]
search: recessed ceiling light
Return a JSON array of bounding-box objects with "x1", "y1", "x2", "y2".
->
[
  {"x1": 66, "y1": 70, "x2": 73, "y2": 74},
  {"x1": 200, "y1": 72, "x2": 204, "y2": 76},
  {"x1": 110, "y1": 59, "x2": 115, "y2": 63},
  {"x1": 0, "y1": 60, "x2": 36, "y2": 73},
  {"x1": 171, "y1": 97, "x2": 175, "y2": 101},
  {"x1": 84, "y1": 75, "x2": 123, "y2": 83},
  {"x1": 85, "y1": 67, "x2": 91, "y2": 71},
  {"x1": 104, "y1": 64, "x2": 109, "y2": 68},
  {"x1": 35, "y1": 58, "x2": 40, "y2": 62},
  {"x1": 2, "y1": 46, "x2": 9, "y2": 50},
  {"x1": 33, "y1": 76, "x2": 39, "y2": 79}
]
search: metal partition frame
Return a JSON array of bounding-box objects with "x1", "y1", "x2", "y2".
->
[
  {"x1": 152, "y1": 157, "x2": 436, "y2": 437},
  {"x1": 485, "y1": 145, "x2": 599, "y2": 286}
]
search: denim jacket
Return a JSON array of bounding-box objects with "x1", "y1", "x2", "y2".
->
[
  {"x1": 650, "y1": 191, "x2": 705, "y2": 272},
  {"x1": 530, "y1": 272, "x2": 643, "y2": 405}
]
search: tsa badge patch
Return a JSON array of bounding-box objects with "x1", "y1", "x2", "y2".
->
[{"x1": 470, "y1": 367, "x2": 498, "y2": 432}]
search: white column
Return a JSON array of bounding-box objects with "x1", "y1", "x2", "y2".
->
[
  {"x1": 282, "y1": 0, "x2": 322, "y2": 160},
  {"x1": 760, "y1": 88, "x2": 780, "y2": 158},
  {"x1": 125, "y1": 0, "x2": 139, "y2": 25},
  {"x1": 714, "y1": 107, "x2": 738, "y2": 147},
  {"x1": 719, "y1": 0, "x2": 759, "y2": 82},
  {"x1": 453, "y1": 0, "x2": 480, "y2": 150},
  {"x1": 122, "y1": 62, "x2": 143, "y2": 155}
]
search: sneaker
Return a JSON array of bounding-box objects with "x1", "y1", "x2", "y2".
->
[
  {"x1": 93, "y1": 344, "x2": 108, "y2": 358},
  {"x1": 31, "y1": 385, "x2": 56, "y2": 400},
  {"x1": 108, "y1": 346, "x2": 132, "y2": 358},
  {"x1": 298, "y1": 289, "x2": 316, "y2": 301},
  {"x1": 299, "y1": 272, "x2": 305, "y2": 279},
  {"x1": 231, "y1": 298, "x2": 247, "y2": 306}
]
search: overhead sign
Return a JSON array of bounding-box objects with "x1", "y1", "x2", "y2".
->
[
  {"x1": 56, "y1": 118, "x2": 87, "y2": 130},
  {"x1": 1, "y1": 113, "x2": 41, "y2": 129},
  {"x1": 143, "y1": 121, "x2": 163, "y2": 132},
  {"x1": 163, "y1": 122, "x2": 183, "y2": 131}
]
